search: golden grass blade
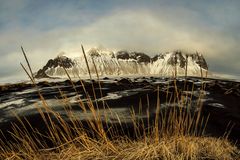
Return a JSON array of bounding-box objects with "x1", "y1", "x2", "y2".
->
[
  {"x1": 21, "y1": 46, "x2": 34, "y2": 80},
  {"x1": 20, "y1": 62, "x2": 34, "y2": 84},
  {"x1": 81, "y1": 44, "x2": 92, "y2": 80}
]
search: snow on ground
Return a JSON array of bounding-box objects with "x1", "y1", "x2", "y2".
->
[{"x1": 0, "y1": 99, "x2": 24, "y2": 109}]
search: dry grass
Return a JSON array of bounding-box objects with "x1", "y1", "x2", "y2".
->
[
  {"x1": 0, "y1": 46, "x2": 239, "y2": 160},
  {"x1": 2, "y1": 135, "x2": 239, "y2": 160}
]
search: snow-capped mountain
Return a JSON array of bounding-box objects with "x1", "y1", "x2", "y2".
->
[{"x1": 35, "y1": 48, "x2": 208, "y2": 78}]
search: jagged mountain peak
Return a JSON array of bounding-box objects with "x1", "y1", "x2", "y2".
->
[
  {"x1": 165, "y1": 51, "x2": 186, "y2": 68},
  {"x1": 35, "y1": 55, "x2": 75, "y2": 78},
  {"x1": 151, "y1": 51, "x2": 208, "y2": 70},
  {"x1": 116, "y1": 51, "x2": 151, "y2": 63},
  {"x1": 188, "y1": 52, "x2": 208, "y2": 70},
  {"x1": 87, "y1": 47, "x2": 115, "y2": 58},
  {"x1": 49, "y1": 56, "x2": 74, "y2": 68},
  {"x1": 115, "y1": 51, "x2": 130, "y2": 60}
]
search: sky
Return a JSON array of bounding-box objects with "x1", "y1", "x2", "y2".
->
[{"x1": 0, "y1": 0, "x2": 240, "y2": 82}]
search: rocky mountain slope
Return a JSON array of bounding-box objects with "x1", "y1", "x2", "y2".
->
[{"x1": 35, "y1": 48, "x2": 208, "y2": 78}]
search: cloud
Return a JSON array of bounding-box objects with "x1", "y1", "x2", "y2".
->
[{"x1": 0, "y1": 1, "x2": 240, "y2": 82}]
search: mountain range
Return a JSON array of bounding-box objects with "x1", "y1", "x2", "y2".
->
[{"x1": 35, "y1": 48, "x2": 208, "y2": 78}]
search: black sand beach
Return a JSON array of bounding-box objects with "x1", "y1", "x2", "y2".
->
[{"x1": 0, "y1": 76, "x2": 240, "y2": 148}]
